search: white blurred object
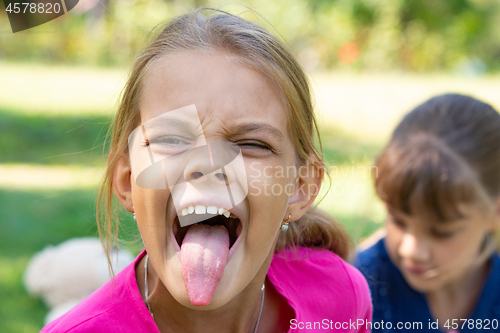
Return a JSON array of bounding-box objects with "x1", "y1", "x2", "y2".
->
[
  {"x1": 454, "y1": 57, "x2": 487, "y2": 77},
  {"x1": 23, "y1": 237, "x2": 134, "y2": 324}
]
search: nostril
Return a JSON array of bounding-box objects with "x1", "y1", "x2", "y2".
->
[
  {"x1": 191, "y1": 172, "x2": 204, "y2": 180},
  {"x1": 215, "y1": 172, "x2": 228, "y2": 182}
]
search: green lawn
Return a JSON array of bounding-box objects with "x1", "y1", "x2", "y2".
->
[
  {"x1": 2, "y1": 62, "x2": 500, "y2": 332},
  {"x1": 0, "y1": 107, "x2": 110, "y2": 165},
  {"x1": 0, "y1": 188, "x2": 142, "y2": 332}
]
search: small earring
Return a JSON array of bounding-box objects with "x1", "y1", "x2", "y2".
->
[
  {"x1": 133, "y1": 214, "x2": 137, "y2": 222},
  {"x1": 281, "y1": 214, "x2": 291, "y2": 231}
]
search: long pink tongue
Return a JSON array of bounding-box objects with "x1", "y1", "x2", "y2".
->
[{"x1": 180, "y1": 224, "x2": 229, "y2": 306}]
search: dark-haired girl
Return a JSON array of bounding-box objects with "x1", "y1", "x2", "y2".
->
[{"x1": 355, "y1": 94, "x2": 500, "y2": 332}]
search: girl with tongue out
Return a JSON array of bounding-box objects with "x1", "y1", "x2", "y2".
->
[{"x1": 41, "y1": 8, "x2": 372, "y2": 333}]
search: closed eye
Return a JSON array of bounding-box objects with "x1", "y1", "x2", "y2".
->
[
  {"x1": 432, "y1": 229, "x2": 455, "y2": 239},
  {"x1": 238, "y1": 141, "x2": 272, "y2": 150},
  {"x1": 237, "y1": 141, "x2": 279, "y2": 156},
  {"x1": 388, "y1": 215, "x2": 406, "y2": 229}
]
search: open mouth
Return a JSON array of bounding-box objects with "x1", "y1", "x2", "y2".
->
[{"x1": 173, "y1": 212, "x2": 242, "y2": 250}]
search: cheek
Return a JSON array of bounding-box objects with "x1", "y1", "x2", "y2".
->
[
  {"x1": 245, "y1": 197, "x2": 288, "y2": 262},
  {"x1": 244, "y1": 162, "x2": 294, "y2": 247},
  {"x1": 247, "y1": 175, "x2": 291, "y2": 229},
  {"x1": 131, "y1": 186, "x2": 170, "y2": 235},
  {"x1": 435, "y1": 235, "x2": 481, "y2": 264},
  {"x1": 245, "y1": 161, "x2": 296, "y2": 197}
]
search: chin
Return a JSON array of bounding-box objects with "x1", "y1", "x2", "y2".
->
[
  {"x1": 402, "y1": 272, "x2": 443, "y2": 293},
  {"x1": 405, "y1": 279, "x2": 434, "y2": 293}
]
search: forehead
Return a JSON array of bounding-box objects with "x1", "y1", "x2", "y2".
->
[{"x1": 139, "y1": 51, "x2": 288, "y2": 128}]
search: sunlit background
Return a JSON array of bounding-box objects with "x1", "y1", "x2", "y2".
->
[{"x1": 2, "y1": 0, "x2": 500, "y2": 331}]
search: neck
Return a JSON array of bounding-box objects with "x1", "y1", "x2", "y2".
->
[
  {"x1": 426, "y1": 258, "x2": 491, "y2": 321},
  {"x1": 136, "y1": 252, "x2": 273, "y2": 333}
]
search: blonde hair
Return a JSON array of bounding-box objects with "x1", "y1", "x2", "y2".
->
[{"x1": 97, "y1": 8, "x2": 353, "y2": 265}]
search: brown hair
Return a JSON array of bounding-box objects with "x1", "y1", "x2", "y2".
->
[
  {"x1": 97, "y1": 8, "x2": 353, "y2": 264},
  {"x1": 375, "y1": 94, "x2": 500, "y2": 222}
]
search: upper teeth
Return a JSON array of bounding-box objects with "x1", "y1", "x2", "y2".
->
[{"x1": 181, "y1": 205, "x2": 232, "y2": 218}]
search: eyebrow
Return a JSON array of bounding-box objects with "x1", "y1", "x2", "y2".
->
[
  {"x1": 388, "y1": 208, "x2": 469, "y2": 225},
  {"x1": 230, "y1": 123, "x2": 284, "y2": 142},
  {"x1": 436, "y1": 217, "x2": 468, "y2": 225}
]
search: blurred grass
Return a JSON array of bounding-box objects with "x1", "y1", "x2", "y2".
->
[
  {"x1": 316, "y1": 124, "x2": 385, "y2": 241},
  {"x1": 0, "y1": 62, "x2": 137, "y2": 330},
  {"x1": 0, "y1": 189, "x2": 99, "y2": 257},
  {"x1": 0, "y1": 62, "x2": 125, "y2": 116},
  {"x1": 0, "y1": 108, "x2": 109, "y2": 165},
  {"x1": 0, "y1": 164, "x2": 103, "y2": 189},
  {"x1": 320, "y1": 124, "x2": 380, "y2": 165},
  {"x1": 0, "y1": 189, "x2": 98, "y2": 332},
  {"x1": 0, "y1": 255, "x2": 47, "y2": 333},
  {"x1": 311, "y1": 71, "x2": 500, "y2": 143}
]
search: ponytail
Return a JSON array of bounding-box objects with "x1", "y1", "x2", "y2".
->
[{"x1": 275, "y1": 206, "x2": 353, "y2": 261}]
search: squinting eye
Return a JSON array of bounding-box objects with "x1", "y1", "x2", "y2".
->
[
  {"x1": 146, "y1": 136, "x2": 192, "y2": 156},
  {"x1": 151, "y1": 136, "x2": 189, "y2": 145},
  {"x1": 238, "y1": 141, "x2": 272, "y2": 150}
]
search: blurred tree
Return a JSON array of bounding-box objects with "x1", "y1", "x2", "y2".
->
[{"x1": 0, "y1": 0, "x2": 499, "y2": 72}]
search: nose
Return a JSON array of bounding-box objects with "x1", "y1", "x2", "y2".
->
[
  {"x1": 183, "y1": 144, "x2": 231, "y2": 184},
  {"x1": 186, "y1": 169, "x2": 228, "y2": 183},
  {"x1": 398, "y1": 233, "x2": 430, "y2": 263}
]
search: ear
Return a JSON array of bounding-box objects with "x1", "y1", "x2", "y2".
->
[
  {"x1": 287, "y1": 155, "x2": 323, "y2": 221},
  {"x1": 112, "y1": 153, "x2": 134, "y2": 213}
]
